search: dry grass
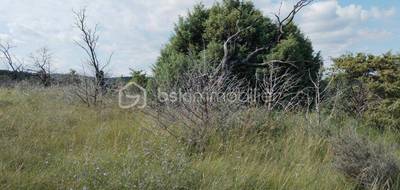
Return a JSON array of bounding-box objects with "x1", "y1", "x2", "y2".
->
[{"x1": 0, "y1": 87, "x2": 389, "y2": 189}]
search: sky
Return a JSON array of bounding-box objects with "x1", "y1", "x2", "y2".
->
[{"x1": 0, "y1": 0, "x2": 398, "y2": 76}]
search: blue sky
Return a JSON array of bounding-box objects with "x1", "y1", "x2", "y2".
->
[
  {"x1": 0, "y1": 0, "x2": 398, "y2": 76},
  {"x1": 337, "y1": 0, "x2": 400, "y2": 54}
]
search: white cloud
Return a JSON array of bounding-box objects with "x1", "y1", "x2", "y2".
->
[{"x1": 296, "y1": 0, "x2": 396, "y2": 62}]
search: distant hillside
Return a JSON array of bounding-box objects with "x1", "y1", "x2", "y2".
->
[
  {"x1": 0, "y1": 69, "x2": 131, "y2": 85},
  {"x1": 0, "y1": 70, "x2": 33, "y2": 80}
]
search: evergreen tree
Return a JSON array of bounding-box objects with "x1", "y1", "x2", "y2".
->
[
  {"x1": 153, "y1": 0, "x2": 321, "y2": 93},
  {"x1": 332, "y1": 52, "x2": 400, "y2": 130}
]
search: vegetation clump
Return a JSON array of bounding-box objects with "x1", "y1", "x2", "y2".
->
[{"x1": 332, "y1": 131, "x2": 400, "y2": 189}]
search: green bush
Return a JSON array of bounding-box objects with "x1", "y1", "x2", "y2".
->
[{"x1": 331, "y1": 53, "x2": 400, "y2": 131}]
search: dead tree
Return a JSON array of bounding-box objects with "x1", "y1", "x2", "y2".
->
[
  {"x1": 219, "y1": 0, "x2": 313, "y2": 74},
  {"x1": 308, "y1": 68, "x2": 326, "y2": 126},
  {"x1": 308, "y1": 67, "x2": 359, "y2": 128},
  {"x1": 31, "y1": 47, "x2": 52, "y2": 87},
  {"x1": 0, "y1": 42, "x2": 23, "y2": 79},
  {"x1": 74, "y1": 8, "x2": 112, "y2": 100},
  {"x1": 258, "y1": 64, "x2": 303, "y2": 112}
]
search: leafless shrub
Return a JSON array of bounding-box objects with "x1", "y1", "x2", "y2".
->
[
  {"x1": 347, "y1": 82, "x2": 371, "y2": 117},
  {"x1": 63, "y1": 72, "x2": 115, "y2": 107},
  {"x1": 67, "y1": 76, "x2": 98, "y2": 106},
  {"x1": 332, "y1": 131, "x2": 400, "y2": 189},
  {"x1": 258, "y1": 63, "x2": 303, "y2": 112},
  {"x1": 31, "y1": 47, "x2": 52, "y2": 87},
  {"x1": 146, "y1": 63, "x2": 246, "y2": 152}
]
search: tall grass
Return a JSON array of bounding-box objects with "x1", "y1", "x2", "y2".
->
[{"x1": 1, "y1": 87, "x2": 393, "y2": 189}]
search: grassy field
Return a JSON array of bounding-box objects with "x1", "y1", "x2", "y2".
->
[{"x1": 2, "y1": 87, "x2": 398, "y2": 189}]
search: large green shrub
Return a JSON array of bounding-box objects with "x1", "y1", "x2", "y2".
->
[{"x1": 153, "y1": 0, "x2": 322, "y2": 92}]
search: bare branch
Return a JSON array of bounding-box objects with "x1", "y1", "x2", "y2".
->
[
  {"x1": 31, "y1": 47, "x2": 52, "y2": 87},
  {"x1": 220, "y1": 25, "x2": 253, "y2": 70},
  {"x1": 275, "y1": 0, "x2": 313, "y2": 42},
  {"x1": 0, "y1": 41, "x2": 23, "y2": 77},
  {"x1": 74, "y1": 8, "x2": 101, "y2": 73},
  {"x1": 258, "y1": 64, "x2": 302, "y2": 112},
  {"x1": 218, "y1": 0, "x2": 313, "y2": 74},
  {"x1": 246, "y1": 60, "x2": 299, "y2": 69},
  {"x1": 73, "y1": 8, "x2": 112, "y2": 101},
  {"x1": 101, "y1": 52, "x2": 114, "y2": 71}
]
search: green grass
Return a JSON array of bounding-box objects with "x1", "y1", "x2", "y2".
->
[{"x1": 0, "y1": 88, "x2": 360, "y2": 189}]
